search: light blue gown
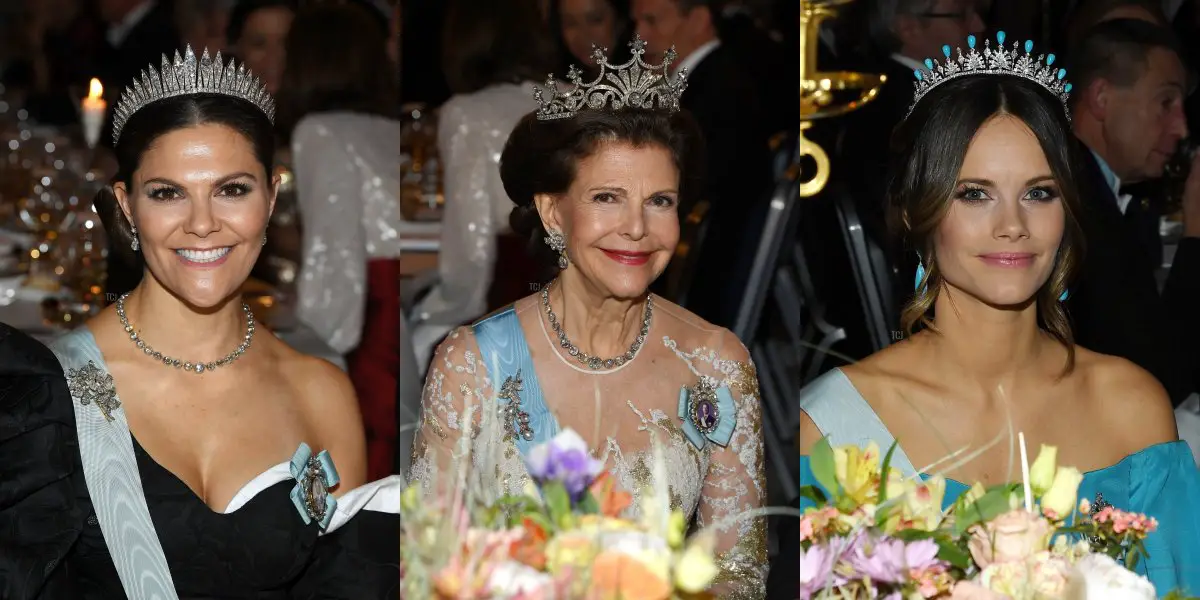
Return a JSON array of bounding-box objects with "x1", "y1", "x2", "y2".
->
[{"x1": 798, "y1": 368, "x2": 1200, "y2": 597}]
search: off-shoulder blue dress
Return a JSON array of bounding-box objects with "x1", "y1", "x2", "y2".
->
[{"x1": 798, "y1": 369, "x2": 1200, "y2": 597}]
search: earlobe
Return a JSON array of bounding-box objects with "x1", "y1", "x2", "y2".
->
[{"x1": 113, "y1": 182, "x2": 134, "y2": 225}]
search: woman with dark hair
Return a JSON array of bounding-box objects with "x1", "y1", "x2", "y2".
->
[
  {"x1": 226, "y1": 0, "x2": 296, "y2": 95},
  {"x1": 409, "y1": 0, "x2": 554, "y2": 364},
  {"x1": 409, "y1": 37, "x2": 768, "y2": 598},
  {"x1": 799, "y1": 32, "x2": 1200, "y2": 594},
  {"x1": 0, "y1": 47, "x2": 399, "y2": 597},
  {"x1": 277, "y1": 2, "x2": 401, "y2": 479},
  {"x1": 547, "y1": 0, "x2": 634, "y2": 78}
]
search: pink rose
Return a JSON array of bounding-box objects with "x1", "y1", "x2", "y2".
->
[
  {"x1": 967, "y1": 509, "x2": 1053, "y2": 568},
  {"x1": 949, "y1": 581, "x2": 1007, "y2": 600}
]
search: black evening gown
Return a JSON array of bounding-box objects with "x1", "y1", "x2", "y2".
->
[{"x1": 0, "y1": 323, "x2": 399, "y2": 599}]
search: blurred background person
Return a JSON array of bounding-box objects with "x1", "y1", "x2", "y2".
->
[
  {"x1": 277, "y1": 0, "x2": 400, "y2": 480},
  {"x1": 0, "y1": 0, "x2": 104, "y2": 126},
  {"x1": 548, "y1": 0, "x2": 634, "y2": 78},
  {"x1": 408, "y1": 0, "x2": 553, "y2": 367},
  {"x1": 175, "y1": 0, "x2": 234, "y2": 54},
  {"x1": 226, "y1": 0, "x2": 296, "y2": 96}
]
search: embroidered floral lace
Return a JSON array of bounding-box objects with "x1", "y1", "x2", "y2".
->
[{"x1": 409, "y1": 297, "x2": 768, "y2": 598}]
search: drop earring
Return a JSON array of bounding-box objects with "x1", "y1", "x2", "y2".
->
[
  {"x1": 544, "y1": 230, "x2": 568, "y2": 270},
  {"x1": 262, "y1": 233, "x2": 268, "y2": 247},
  {"x1": 913, "y1": 253, "x2": 926, "y2": 293},
  {"x1": 1058, "y1": 289, "x2": 1069, "y2": 302},
  {"x1": 130, "y1": 224, "x2": 140, "y2": 252}
]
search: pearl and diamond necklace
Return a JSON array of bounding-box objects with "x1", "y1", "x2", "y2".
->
[{"x1": 117, "y1": 293, "x2": 255, "y2": 374}]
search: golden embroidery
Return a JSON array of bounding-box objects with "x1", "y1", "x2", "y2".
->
[{"x1": 729, "y1": 360, "x2": 760, "y2": 398}]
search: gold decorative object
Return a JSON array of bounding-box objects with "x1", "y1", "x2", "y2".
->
[{"x1": 798, "y1": 0, "x2": 887, "y2": 197}]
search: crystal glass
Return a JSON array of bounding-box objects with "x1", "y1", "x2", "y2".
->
[{"x1": 399, "y1": 104, "x2": 444, "y2": 222}]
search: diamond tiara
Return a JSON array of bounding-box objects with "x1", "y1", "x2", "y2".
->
[
  {"x1": 534, "y1": 34, "x2": 687, "y2": 121},
  {"x1": 112, "y1": 46, "x2": 276, "y2": 145},
  {"x1": 907, "y1": 31, "x2": 1072, "y2": 120}
]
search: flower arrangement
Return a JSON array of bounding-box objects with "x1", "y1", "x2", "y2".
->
[
  {"x1": 800, "y1": 436, "x2": 1176, "y2": 599},
  {"x1": 400, "y1": 429, "x2": 723, "y2": 599}
]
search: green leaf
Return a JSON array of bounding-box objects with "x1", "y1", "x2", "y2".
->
[
  {"x1": 877, "y1": 442, "x2": 899, "y2": 504},
  {"x1": 798, "y1": 485, "x2": 828, "y2": 506},
  {"x1": 577, "y1": 491, "x2": 601, "y2": 515},
  {"x1": 543, "y1": 482, "x2": 572, "y2": 530},
  {"x1": 522, "y1": 511, "x2": 554, "y2": 534},
  {"x1": 808, "y1": 436, "x2": 840, "y2": 498},
  {"x1": 954, "y1": 489, "x2": 1015, "y2": 536},
  {"x1": 936, "y1": 538, "x2": 972, "y2": 569},
  {"x1": 892, "y1": 529, "x2": 938, "y2": 542}
]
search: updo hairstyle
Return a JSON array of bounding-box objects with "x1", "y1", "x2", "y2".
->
[
  {"x1": 94, "y1": 94, "x2": 277, "y2": 266},
  {"x1": 887, "y1": 75, "x2": 1086, "y2": 370},
  {"x1": 498, "y1": 107, "x2": 705, "y2": 268}
]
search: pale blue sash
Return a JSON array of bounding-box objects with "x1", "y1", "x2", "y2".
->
[
  {"x1": 799, "y1": 368, "x2": 919, "y2": 478},
  {"x1": 50, "y1": 328, "x2": 178, "y2": 599},
  {"x1": 473, "y1": 308, "x2": 559, "y2": 456}
]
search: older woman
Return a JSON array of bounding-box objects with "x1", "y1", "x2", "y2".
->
[{"x1": 409, "y1": 37, "x2": 768, "y2": 597}]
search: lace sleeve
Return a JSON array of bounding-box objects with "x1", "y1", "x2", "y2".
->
[
  {"x1": 408, "y1": 327, "x2": 495, "y2": 496},
  {"x1": 411, "y1": 98, "x2": 497, "y2": 329},
  {"x1": 293, "y1": 116, "x2": 367, "y2": 355},
  {"x1": 696, "y1": 332, "x2": 767, "y2": 599}
]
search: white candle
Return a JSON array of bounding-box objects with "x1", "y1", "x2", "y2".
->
[{"x1": 81, "y1": 78, "x2": 106, "y2": 148}]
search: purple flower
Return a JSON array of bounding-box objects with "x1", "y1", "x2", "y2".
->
[
  {"x1": 799, "y1": 541, "x2": 841, "y2": 599},
  {"x1": 845, "y1": 534, "x2": 944, "y2": 585},
  {"x1": 524, "y1": 429, "x2": 605, "y2": 499}
]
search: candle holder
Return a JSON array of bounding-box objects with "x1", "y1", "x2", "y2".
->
[{"x1": 798, "y1": 0, "x2": 888, "y2": 197}]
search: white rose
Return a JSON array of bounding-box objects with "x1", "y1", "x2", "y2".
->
[
  {"x1": 1073, "y1": 553, "x2": 1156, "y2": 600},
  {"x1": 487, "y1": 560, "x2": 555, "y2": 598}
]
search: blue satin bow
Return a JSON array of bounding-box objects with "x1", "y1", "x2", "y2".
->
[
  {"x1": 677, "y1": 378, "x2": 737, "y2": 450},
  {"x1": 289, "y1": 442, "x2": 340, "y2": 529}
]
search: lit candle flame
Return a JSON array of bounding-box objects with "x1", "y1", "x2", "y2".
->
[{"x1": 87, "y1": 78, "x2": 103, "y2": 101}]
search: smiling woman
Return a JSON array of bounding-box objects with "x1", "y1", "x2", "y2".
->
[{"x1": 0, "y1": 47, "x2": 402, "y2": 598}]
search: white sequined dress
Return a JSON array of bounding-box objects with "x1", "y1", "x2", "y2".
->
[
  {"x1": 409, "y1": 294, "x2": 768, "y2": 598},
  {"x1": 410, "y1": 82, "x2": 538, "y2": 364},
  {"x1": 292, "y1": 111, "x2": 406, "y2": 354}
]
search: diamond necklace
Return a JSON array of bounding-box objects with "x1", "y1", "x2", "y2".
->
[
  {"x1": 541, "y1": 281, "x2": 652, "y2": 370},
  {"x1": 117, "y1": 293, "x2": 256, "y2": 374}
]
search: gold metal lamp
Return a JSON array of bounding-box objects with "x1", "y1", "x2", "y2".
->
[{"x1": 797, "y1": 0, "x2": 888, "y2": 197}]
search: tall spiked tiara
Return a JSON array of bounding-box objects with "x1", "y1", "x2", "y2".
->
[
  {"x1": 112, "y1": 46, "x2": 276, "y2": 145},
  {"x1": 907, "y1": 31, "x2": 1072, "y2": 120},
  {"x1": 534, "y1": 34, "x2": 687, "y2": 121}
]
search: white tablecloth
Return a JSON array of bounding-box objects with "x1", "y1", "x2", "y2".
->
[{"x1": 0, "y1": 276, "x2": 346, "y2": 370}]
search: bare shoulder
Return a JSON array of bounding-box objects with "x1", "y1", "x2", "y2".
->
[
  {"x1": 651, "y1": 296, "x2": 732, "y2": 353},
  {"x1": 273, "y1": 340, "x2": 367, "y2": 489},
  {"x1": 1074, "y1": 347, "x2": 1177, "y2": 450}
]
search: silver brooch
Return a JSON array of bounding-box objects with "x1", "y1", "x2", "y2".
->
[
  {"x1": 688, "y1": 377, "x2": 721, "y2": 435},
  {"x1": 498, "y1": 370, "x2": 533, "y2": 441},
  {"x1": 1088, "y1": 492, "x2": 1113, "y2": 546},
  {"x1": 289, "y1": 443, "x2": 339, "y2": 529},
  {"x1": 67, "y1": 361, "x2": 120, "y2": 422}
]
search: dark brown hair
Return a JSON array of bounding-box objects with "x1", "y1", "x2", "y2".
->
[
  {"x1": 275, "y1": 2, "x2": 396, "y2": 136},
  {"x1": 441, "y1": 0, "x2": 553, "y2": 95},
  {"x1": 499, "y1": 108, "x2": 705, "y2": 268},
  {"x1": 888, "y1": 75, "x2": 1086, "y2": 372},
  {"x1": 1067, "y1": 18, "x2": 1183, "y2": 109},
  {"x1": 226, "y1": 0, "x2": 297, "y2": 45},
  {"x1": 96, "y1": 95, "x2": 277, "y2": 267}
]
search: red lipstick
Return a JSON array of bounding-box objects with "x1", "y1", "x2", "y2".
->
[
  {"x1": 601, "y1": 249, "x2": 651, "y2": 266},
  {"x1": 979, "y1": 252, "x2": 1035, "y2": 267}
]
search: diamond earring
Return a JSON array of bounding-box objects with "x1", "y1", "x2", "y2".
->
[
  {"x1": 262, "y1": 233, "x2": 268, "y2": 247},
  {"x1": 544, "y1": 230, "x2": 568, "y2": 269},
  {"x1": 130, "y1": 224, "x2": 140, "y2": 252}
]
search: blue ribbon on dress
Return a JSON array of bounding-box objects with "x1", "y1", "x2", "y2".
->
[
  {"x1": 289, "y1": 442, "x2": 339, "y2": 529},
  {"x1": 677, "y1": 379, "x2": 737, "y2": 450}
]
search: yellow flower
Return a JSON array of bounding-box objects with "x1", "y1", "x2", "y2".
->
[
  {"x1": 833, "y1": 442, "x2": 883, "y2": 505},
  {"x1": 675, "y1": 530, "x2": 719, "y2": 594},
  {"x1": 902, "y1": 475, "x2": 947, "y2": 531},
  {"x1": 1041, "y1": 467, "x2": 1083, "y2": 520},
  {"x1": 400, "y1": 485, "x2": 421, "y2": 514},
  {"x1": 544, "y1": 532, "x2": 599, "y2": 574},
  {"x1": 1029, "y1": 445, "x2": 1058, "y2": 496},
  {"x1": 667, "y1": 511, "x2": 687, "y2": 549}
]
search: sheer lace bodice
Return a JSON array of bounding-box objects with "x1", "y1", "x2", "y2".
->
[{"x1": 409, "y1": 295, "x2": 767, "y2": 598}]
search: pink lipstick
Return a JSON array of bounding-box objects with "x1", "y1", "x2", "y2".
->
[
  {"x1": 600, "y1": 249, "x2": 651, "y2": 266},
  {"x1": 979, "y1": 252, "x2": 1035, "y2": 267}
]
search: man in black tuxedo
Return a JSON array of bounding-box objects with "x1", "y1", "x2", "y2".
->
[
  {"x1": 837, "y1": 0, "x2": 985, "y2": 311},
  {"x1": 1067, "y1": 19, "x2": 1200, "y2": 406},
  {"x1": 631, "y1": 0, "x2": 772, "y2": 328},
  {"x1": 0, "y1": 323, "x2": 82, "y2": 598}
]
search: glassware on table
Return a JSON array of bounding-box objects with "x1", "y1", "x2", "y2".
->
[{"x1": 399, "y1": 103, "x2": 444, "y2": 222}]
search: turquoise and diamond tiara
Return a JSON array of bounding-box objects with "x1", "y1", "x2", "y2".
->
[
  {"x1": 534, "y1": 34, "x2": 687, "y2": 121},
  {"x1": 907, "y1": 31, "x2": 1072, "y2": 120},
  {"x1": 112, "y1": 46, "x2": 276, "y2": 145}
]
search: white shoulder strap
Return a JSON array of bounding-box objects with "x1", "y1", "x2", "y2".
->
[
  {"x1": 51, "y1": 329, "x2": 178, "y2": 599},
  {"x1": 799, "y1": 368, "x2": 919, "y2": 478}
]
